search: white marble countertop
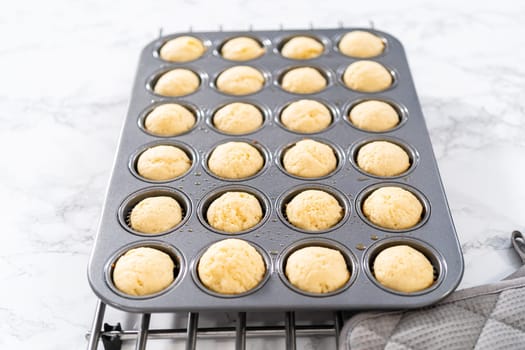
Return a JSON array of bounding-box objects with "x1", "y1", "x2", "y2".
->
[{"x1": 1, "y1": 0, "x2": 524, "y2": 349}]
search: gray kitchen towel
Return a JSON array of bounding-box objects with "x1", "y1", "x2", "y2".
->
[{"x1": 340, "y1": 231, "x2": 525, "y2": 350}]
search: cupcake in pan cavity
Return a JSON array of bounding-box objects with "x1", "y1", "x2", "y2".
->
[
  {"x1": 348, "y1": 100, "x2": 401, "y2": 132},
  {"x1": 343, "y1": 61, "x2": 393, "y2": 93},
  {"x1": 285, "y1": 246, "x2": 349, "y2": 294},
  {"x1": 281, "y1": 139, "x2": 338, "y2": 179},
  {"x1": 207, "y1": 141, "x2": 265, "y2": 180},
  {"x1": 360, "y1": 185, "x2": 427, "y2": 231},
  {"x1": 215, "y1": 66, "x2": 265, "y2": 95},
  {"x1": 119, "y1": 187, "x2": 191, "y2": 236},
  {"x1": 280, "y1": 66, "x2": 328, "y2": 94},
  {"x1": 159, "y1": 36, "x2": 206, "y2": 62},
  {"x1": 374, "y1": 245, "x2": 434, "y2": 293},
  {"x1": 355, "y1": 140, "x2": 410, "y2": 177},
  {"x1": 280, "y1": 36, "x2": 324, "y2": 60},
  {"x1": 220, "y1": 36, "x2": 265, "y2": 61},
  {"x1": 130, "y1": 196, "x2": 182, "y2": 235},
  {"x1": 153, "y1": 68, "x2": 201, "y2": 97},
  {"x1": 284, "y1": 188, "x2": 345, "y2": 232},
  {"x1": 142, "y1": 103, "x2": 197, "y2": 137},
  {"x1": 112, "y1": 246, "x2": 175, "y2": 296},
  {"x1": 338, "y1": 31, "x2": 385, "y2": 58},
  {"x1": 207, "y1": 192, "x2": 263, "y2": 233},
  {"x1": 212, "y1": 102, "x2": 264, "y2": 135},
  {"x1": 196, "y1": 238, "x2": 268, "y2": 295},
  {"x1": 364, "y1": 238, "x2": 443, "y2": 295},
  {"x1": 279, "y1": 99, "x2": 332, "y2": 134},
  {"x1": 135, "y1": 144, "x2": 192, "y2": 182}
]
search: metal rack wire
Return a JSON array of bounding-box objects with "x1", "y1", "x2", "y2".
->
[{"x1": 86, "y1": 300, "x2": 345, "y2": 350}]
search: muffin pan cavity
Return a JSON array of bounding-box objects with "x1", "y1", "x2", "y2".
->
[
  {"x1": 138, "y1": 101, "x2": 202, "y2": 138},
  {"x1": 276, "y1": 138, "x2": 344, "y2": 180},
  {"x1": 349, "y1": 137, "x2": 419, "y2": 179},
  {"x1": 197, "y1": 185, "x2": 271, "y2": 235},
  {"x1": 129, "y1": 140, "x2": 197, "y2": 183},
  {"x1": 356, "y1": 182, "x2": 430, "y2": 233},
  {"x1": 277, "y1": 184, "x2": 350, "y2": 234},
  {"x1": 344, "y1": 98, "x2": 408, "y2": 133},
  {"x1": 88, "y1": 28, "x2": 463, "y2": 313},
  {"x1": 363, "y1": 237, "x2": 445, "y2": 296},
  {"x1": 118, "y1": 187, "x2": 191, "y2": 236},
  {"x1": 277, "y1": 238, "x2": 357, "y2": 297},
  {"x1": 276, "y1": 65, "x2": 333, "y2": 94},
  {"x1": 190, "y1": 239, "x2": 272, "y2": 298},
  {"x1": 208, "y1": 100, "x2": 270, "y2": 136},
  {"x1": 105, "y1": 240, "x2": 185, "y2": 299}
]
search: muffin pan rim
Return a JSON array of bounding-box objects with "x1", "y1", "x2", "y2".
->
[
  {"x1": 189, "y1": 238, "x2": 273, "y2": 298},
  {"x1": 276, "y1": 237, "x2": 358, "y2": 298},
  {"x1": 196, "y1": 184, "x2": 272, "y2": 236},
  {"x1": 128, "y1": 139, "x2": 198, "y2": 184},
  {"x1": 117, "y1": 186, "x2": 192, "y2": 237},
  {"x1": 362, "y1": 236, "x2": 446, "y2": 296},
  {"x1": 104, "y1": 240, "x2": 187, "y2": 300}
]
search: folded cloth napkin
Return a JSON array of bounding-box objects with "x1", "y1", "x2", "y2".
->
[{"x1": 340, "y1": 231, "x2": 525, "y2": 350}]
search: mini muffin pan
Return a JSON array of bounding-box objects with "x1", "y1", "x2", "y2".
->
[{"x1": 88, "y1": 28, "x2": 463, "y2": 312}]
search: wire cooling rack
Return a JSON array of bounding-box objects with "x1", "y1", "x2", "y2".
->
[{"x1": 86, "y1": 300, "x2": 347, "y2": 349}]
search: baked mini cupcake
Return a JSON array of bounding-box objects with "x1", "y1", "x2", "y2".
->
[
  {"x1": 285, "y1": 246, "x2": 350, "y2": 293},
  {"x1": 221, "y1": 37, "x2": 265, "y2": 61},
  {"x1": 207, "y1": 191, "x2": 263, "y2": 233},
  {"x1": 343, "y1": 61, "x2": 391, "y2": 92},
  {"x1": 213, "y1": 102, "x2": 263, "y2": 134},
  {"x1": 208, "y1": 141, "x2": 264, "y2": 179},
  {"x1": 281, "y1": 67, "x2": 326, "y2": 94},
  {"x1": 356, "y1": 141, "x2": 410, "y2": 177},
  {"x1": 286, "y1": 189, "x2": 343, "y2": 231},
  {"x1": 113, "y1": 247, "x2": 175, "y2": 296},
  {"x1": 338, "y1": 31, "x2": 384, "y2": 58},
  {"x1": 154, "y1": 68, "x2": 200, "y2": 97},
  {"x1": 349, "y1": 100, "x2": 399, "y2": 132},
  {"x1": 144, "y1": 104, "x2": 196, "y2": 137},
  {"x1": 280, "y1": 99, "x2": 332, "y2": 133},
  {"x1": 197, "y1": 239, "x2": 266, "y2": 294},
  {"x1": 373, "y1": 245, "x2": 434, "y2": 293},
  {"x1": 281, "y1": 36, "x2": 324, "y2": 60},
  {"x1": 129, "y1": 196, "x2": 182, "y2": 234},
  {"x1": 362, "y1": 186, "x2": 423, "y2": 230},
  {"x1": 216, "y1": 66, "x2": 264, "y2": 95},
  {"x1": 159, "y1": 36, "x2": 205, "y2": 62},
  {"x1": 136, "y1": 145, "x2": 191, "y2": 181},
  {"x1": 283, "y1": 139, "x2": 337, "y2": 178}
]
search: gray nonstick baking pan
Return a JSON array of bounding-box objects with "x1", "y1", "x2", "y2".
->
[{"x1": 88, "y1": 28, "x2": 464, "y2": 312}]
